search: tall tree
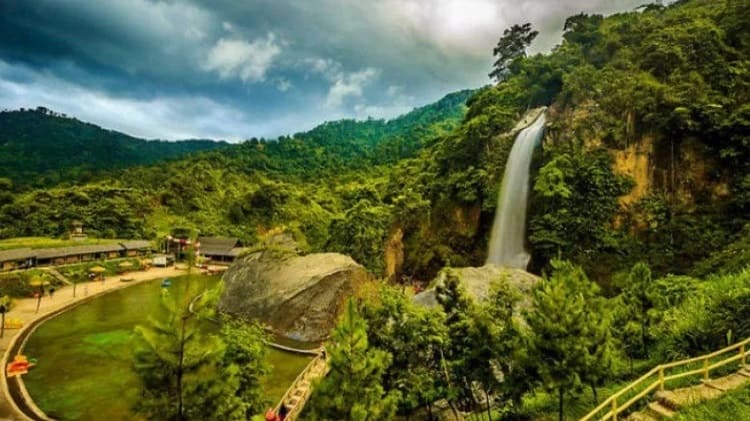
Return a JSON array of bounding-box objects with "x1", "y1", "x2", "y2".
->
[
  {"x1": 478, "y1": 278, "x2": 527, "y2": 415},
  {"x1": 360, "y1": 285, "x2": 452, "y2": 418},
  {"x1": 436, "y1": 269, "x2": 476, "y2": 411},
  {"x1": 525, "y1": 260, "x2": 612, "y2": 421},
  {"x1": 132, "y1": 287, "x2": 245, "y2": 420},
  {"x1": 489, "y1": 23, "x2": 539, "y2": 83},
  {"x1": 621, "y1": 262, "x2": 656, "y2": 356},
  {"x1": 308, "y1": 299, "x2": 400, "y2": 421},
  {"x1": 219, "y1": 316, "x2": 270, "y2": 417}
]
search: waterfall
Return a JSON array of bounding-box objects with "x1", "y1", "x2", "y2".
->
[{"x1": 486, "y1": 112, "x2": 546, "y2": 268}]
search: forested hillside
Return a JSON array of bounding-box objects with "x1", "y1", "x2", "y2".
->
[
  {"x1": 0, "y1": 90, "x2": 473, "y2": 258},
  {"x1": 0, "y1": 107, "x2": 228, "y2": 187},
  {"x1": 374, "y1": 0, "x2": 750, "y2": 283},
  {"x1": 3, "y1": 1, "x2": 750, "y2": 420},
  {"x1": 2, "y1": 0, "x2": 748, "y2": 286}
]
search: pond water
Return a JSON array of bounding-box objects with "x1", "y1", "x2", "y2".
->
[{"x1": 22, "y1": 275, "x2": 311, "y2": 421}]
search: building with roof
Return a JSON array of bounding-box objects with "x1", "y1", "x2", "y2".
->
[
  {"x1": 197, "y1": 237, "x2": 245, "y2": 263},
  {"x1": 0, "y1": 241, "x2": 152, "y2": 271},
  {"x1": 0, "y1": 248, "x2": 35, "y2": 271}
]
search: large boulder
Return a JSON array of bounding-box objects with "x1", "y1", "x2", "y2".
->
[
  {"x1": 219, "y1": 249, "x2": 371, "y2": 343},
  {"x1": 413, "y1": 264, "x2": 540, "y2": 310}
]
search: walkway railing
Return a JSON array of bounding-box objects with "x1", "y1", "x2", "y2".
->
[
  {"x1": 274, "y1": 351, "x2": 329, "y2": 421},
  {"x1": 580, "y1": 336, "x2": 750, "y2": 421}
]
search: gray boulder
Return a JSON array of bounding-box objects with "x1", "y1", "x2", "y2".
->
[
  {"x1": 414, "y1": 264, "x2": 540, "y2": 310},
  {"x1": 219, "y1": 249, "x2": 371, "y2": 343}
]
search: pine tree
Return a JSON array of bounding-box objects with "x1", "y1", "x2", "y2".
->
[
  {"x1": 132, "y1": 287, "x2": 245, "y2": 420},
  {"x1": 525, "y1": 260, "x2": 612, "y2": 421},
  {"x1": 436, "y1": 269, "x2": 477, "y2": 413},
  {"x1": 621, "y1": 262, "x2": 655, "y2": 357},
  {"x1": 220, "y1": 316, "x2": 270, "y2": 417},
  {"x1": 479, "y1": 277, "x2": 527, "y2": 416},
  {"x1": 308, "y1": 299, "x2": 400, "y2": 421},
  {"x1": 360, "y1": 285, "x2": 451, "y2": 417}
]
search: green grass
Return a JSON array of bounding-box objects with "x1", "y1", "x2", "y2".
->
[
  {"x1": 673, "y1": 383, "x2": 750, "y2": 420},
  {"x1": 0, "y1": 237, "x2": 123, "y2": 250}
]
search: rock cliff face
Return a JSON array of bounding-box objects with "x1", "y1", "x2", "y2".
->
[
  {"x1": 413, "y1": 264, "x2": 540, "y2": 310},
  {"x1": 219, "y1": 249, "x2": 371, "y2": 343}
]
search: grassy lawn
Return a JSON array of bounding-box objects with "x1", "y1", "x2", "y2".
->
[{"x1": 0, "y1": 236, "x2": 123, "y2": 250}]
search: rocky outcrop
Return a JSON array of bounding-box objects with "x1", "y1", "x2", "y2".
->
[
  {"x1": 219, "y1": 249, "x2": 371, "y2": 343},
  {"x1": 413, "y1": 264, "x2": 540, "y2": 310}
]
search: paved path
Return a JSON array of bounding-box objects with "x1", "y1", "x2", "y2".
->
[{"x1": 0, "y1": 266, "x2": 186, "y2": 420}]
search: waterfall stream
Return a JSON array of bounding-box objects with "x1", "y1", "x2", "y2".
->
[{"x1": 486, "y1": 112, "x2": 546, "y2": 268}]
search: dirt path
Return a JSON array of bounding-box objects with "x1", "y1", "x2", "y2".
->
[{"x1": 0, "y1": 266, "x2": 187, "y2": 420}]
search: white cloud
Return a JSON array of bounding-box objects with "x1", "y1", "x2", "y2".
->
[
  {"x1": 386, "y1": 85, "x2": 403, "y2": 97},
  {"x1": 303, "y1": 57, "x2": 343, "y2": 80},
  {"x1": 325, "y1": 68, "x2": 379, "y2": 108},
  {"x1": 354, "y1": 103, "x2": 412, "y2": 119},
  {"x1": 204, "y1": 33, "x2": 281, "y2": 83},
  {"x1": 374, "y1": 0, "x2": 645, "y2": 56},
  {"x1": 0, "y1": 61, "x2": 256, "y2": 140},
  {"x1": 354, "y1": 84, "x2": 417, "y2": 119},
  {"x1": 275, "y1": 78, "x2": 292, "y2": 92}
]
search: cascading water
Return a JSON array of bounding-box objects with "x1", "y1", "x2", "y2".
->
[{"x1": 486, "y1": 111, "x2": 546, "y2": 268}]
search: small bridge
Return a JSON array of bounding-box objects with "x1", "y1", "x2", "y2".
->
[
  {"x1": 580, "y1": 336, "x2": 750, "y2": 420},
  {"x1": 273, "y1": 350, "x2": 330, "y2": 421}
]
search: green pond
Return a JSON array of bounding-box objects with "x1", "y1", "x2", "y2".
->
[{"x1": 23, "y1": 275, "x2": 311, "y2": 421}]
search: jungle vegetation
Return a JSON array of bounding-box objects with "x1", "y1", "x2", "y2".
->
[{"x1": 1, "y1": 0, "x2": 750, "y2": 419}]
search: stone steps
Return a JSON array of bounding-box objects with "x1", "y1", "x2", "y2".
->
[
  {"x1": 42, "y1": 267, "x2": 72, "y2": 285},
  {"x1": 646, "y1": 402, "x2": 675, "y2": 418},
  {"x1": 628, "y1": 411, "x2": 659, "y2": 421},
  {"x1": 627, "y1": 368, "x2": 750, "y2": 420}
]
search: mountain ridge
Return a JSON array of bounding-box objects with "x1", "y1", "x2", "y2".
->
[{"x1": 0, "y1": 90, "x2": 474, "y2": 188}]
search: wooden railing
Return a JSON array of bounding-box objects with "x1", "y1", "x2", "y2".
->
[
  {"x1": 273, "y1": 351, "x2": 329, "y2": 421},
  {"x1": 580, "y1": 337, "x2": 750, "y2": 421}
]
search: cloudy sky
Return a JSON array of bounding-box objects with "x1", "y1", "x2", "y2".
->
[{"x1": 0, "y1": 0, "x2": 647, "y2": 141}]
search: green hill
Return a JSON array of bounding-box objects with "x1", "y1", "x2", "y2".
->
[
  {"x1": 0, "y1": 90, "x2": 473, "y2": 244},
  {"x1": 211, "y1": 89, "x2": 475, "y2": 179},
  {"x1": 0, "y1": 107, "x2": 229, "y2": 187}
]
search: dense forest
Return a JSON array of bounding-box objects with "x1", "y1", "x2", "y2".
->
[
  {"x1": 0, "y1": 107, "x2": 229, "y2": 188},
  {"x1": 0, "y1": 0, "x2": 747, "y2": 292},
  {"x1": 1, "y1": 0, "x2": 749, "y2": 283},
  {"x1": 1, "y1": 0, "x2": 750, "y2": 419},
  {"x1": 0, "y1": 89, "x2": 473, "y2": 268}
]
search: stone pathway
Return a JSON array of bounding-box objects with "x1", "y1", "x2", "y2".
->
[
  {"x1": 0, "y1": 266, "x2": 186, "y2": 420},
  {"x1": 628, "y1": 366, "x2": 750, "y2": 420}
]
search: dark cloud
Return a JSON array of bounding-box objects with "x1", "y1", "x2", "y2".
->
[{"x1": 0, "y1": 0, "x2": 648, "y2": 140}]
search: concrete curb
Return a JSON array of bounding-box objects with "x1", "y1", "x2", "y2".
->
[{"x1": 1, "y1": 270, "x2": 184, "y2": 420}]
